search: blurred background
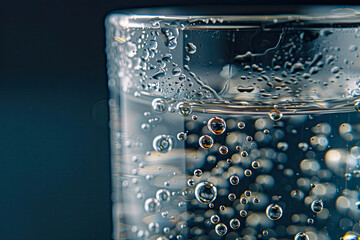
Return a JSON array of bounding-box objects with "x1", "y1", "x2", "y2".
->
[{"x1": 0, "y1": 0, "x2": 359, "y2": 239}]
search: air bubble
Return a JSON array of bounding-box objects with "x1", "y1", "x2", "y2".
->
[
  {"x1": 153, "y1": 135, "x2": 174, "y2": 153},
  {"x1": 219, "y1": 205, "x2": 226, "y2": 211},
  {"x1": 219, "y1": 146, "x2": 228, "y2": 155},
  {"x1": 199, "y1": 135, "x2": 214, "y2": 149},
  {"x1": 194, "y1": 169, "x2": 203, "y2": 177},
  {"x1": 215, "y1": 223, "x2": 227, "y2": 236},
  {"x1": 230, "y1": 175, "x2": 239, "y2": 185},
  {"x1": 177, "y1": 132, "x2": 187, "y2": 141},
  {"x1": 238, "y1": 122, "x2": 245, "y2": 129},
  {"x1": 228, "y1": 193, "x2": 237, "y2": 201},
  {"x1": 240, "y1": 197, "x2": 248, "y2": 205},
  {"x1": 229, "y1": 218, "x2": 240, "y2": 229},
  {"x1": 266, "y1": 204, "x2": 283, "y2": 220},
  {"x1": 144, "y1": 198, "x2": 161, "y2": 213},
  {"x1": 207, "y1": 117, "x2": 226, "y2": 135},
  {"x1": 244, "y1": 169, "x2": 252, "y2": 176},
  {"x1": 294, "y1": 232, "x2": 309, "y2": 240},
  {"x1": 311, "y1": 200, "x2": 323, "y2": 213},
  {"x1": 241, "y1": 151, "x2": 248, "y2": 158},
  {"x1": 269, "y1": 110, "x2": 283, "y2": 121},
  {"x1": 172, "y1": 67, "x2": 181, "y2": 76},
  {"x1": 252, "y1": 161, "x2": 260, "y2": 169},
  {"x1": 253, "y1": 197, "x2": 260, "y2": 204},
  {"x1": 307, "y1": 218, "x2": 314, "y2": 225},
  {"x1": 156, "y1": 189, "x2": 171, "y2": 202},
  {"x1": 263, "y1": 129, "x2": 270, "y2": 134},
  {"x1": 240, "y1": 210, "x2": 248, "y2": 217},
  {"x1": 244, "y1": 190, "x2": 251, "y2": 197},
  {"x1": 194, "y1": 182, "x2": 217, "y2": 204},
  {"x1": 187, "y1": 179, "x2": 195, "y2": 186},
  {"x1": 210, "y1": 215, "x2": 220, "y2": 224}
]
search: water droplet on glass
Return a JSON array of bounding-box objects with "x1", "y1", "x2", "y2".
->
[
  {"x1": 144, "y1": 198, "x2": 161, "y2": 212},
  {"x1": 237, "y1": 86, "x2": 255, "y2": 93},
  {"x1": 229, "y1": 218, "x2": 240, "y2": 229},
  {"x1": 172, "y1": 67, "x2": 181, "y2": 76},
  {"x1": 266, "y1": 204, "x2": 283, "y2": 220},
  {"x1": 294, "y1": 232, "x2": 309, "y2": 240},
  {"x1": 194, "y1": 182, "x2": 217, "y2": 204},
  {"x1": 207, "y1": 117, "x2": 226, "y2": 135},
  {"x1": 152, "y1": 69, "x2": 166, "y2": 79},
  {"x1": 187, "y1": 178, "x2": 195, "y2": 186},
  {"x1": 156, "y1": 189, "x2": 171, "y2": 202},
  {"x1": 244, "y1": 190, "x2": 251, "y2": 197},
  {"x1": 215, "y1": 223, "x2": 227, "y2": 236},
  {"x1": 210, "y1": 215, "x2": 220, "y2": 224},
  {"x1": 153, "y1": 135, "x2": 174, "y2": 153},
  {"x1": 177, "y1": 102, "x2": 192, "y2": 116},
  {"x1": 269, "y1": 110, "x2": 283, "y2": 121},
  {"x1": 152, "y1": 98, "x2": 168, "y2": 113},
  {"x1": 311, "y1": 200, "x2": 323, "y2": 213},
  {"x1": 199, "y1": 135, "x2": 214, "y2": 149},
  {"x1": 185, "y1": 42, "x2": 197, "y2": 54}
]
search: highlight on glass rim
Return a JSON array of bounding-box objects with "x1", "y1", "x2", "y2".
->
[{"x1": 105, "y1": 5, "x2": 360, "y2": 240}]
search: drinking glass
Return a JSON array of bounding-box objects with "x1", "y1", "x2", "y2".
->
[{"x1": 105, "y1": 6, "x2": 360, "y2": 240}]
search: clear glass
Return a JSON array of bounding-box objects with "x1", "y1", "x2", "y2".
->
[{"x1": 105, "y1": 6, "x2": 360, "y2": 240}]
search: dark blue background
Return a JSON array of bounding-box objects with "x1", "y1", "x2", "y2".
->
[{"x1": 0, "y1": 0, "x2": 359, "y2": 239}]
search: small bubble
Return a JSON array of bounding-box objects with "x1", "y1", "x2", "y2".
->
[
  {"x1": 195, "y1": 182, "x2": 217, "y2": 204},
  {"x1": 156, "y1": 189, "x2": 171, "y2": 202},
  {"x1": 266, "y1": 204, "x2": 283, "y2": 220},
  {"x1": 355, "y1": 201, "x2": 360, "y2": 209},
  {"x1": 240, "y1": 210, "x2": 248, "y2": 217},
  {"x1": 298, "y1": 142, "x2": 309, "y2": 151},
  {"x1": 310, "y1": 183, "x2": 316, "y2": 189},
  {"x1": 229, "y1": 218, "x2": 240, "y2": 229},
  {"x1": 311, "y1": 200, "x2": 323, "y2": 213},
  {"x1": 153, "y1": 135, "x2": 174, "y2": 153},
  {"x1": 240, "y1": 197, "x2": 248, "y2": 205},
  {"x1": 228, "y1": 193, "x2": 237, "y2": 201},
  {"x1": 209, "y1": 202, "x2": 214, "y2": 208},
  {"x1": 226, "y1": 158, "x2": 232, "y2": 164},
  {"x1": 141, "y1": 123, "x2": 151, "y2": 131},
  {"x1": 207, "y1": 117, "x2": 226, "y2": 135},
  {"x1": 263, "y1": 129, "x2": 270, "y2": 134},
  {"x1": 194, "y1": 169, "x2": 203, "y2": 177},
  {"x1": 210, "y1": 215, "x2": 220, "y2": 224},
  {"x1": 241, "y1": 151, "x2": 248, "y2": 158},
  {"x1": 345, "y1": 173, "x2": 352, "y2": 180},
  {"x1": 219, "y1": 146, "x2": 229, "y2": 155},
  {"x1": 244, "y1": 169, "x2": 252, "y2": 177},
  {"x1": 253, "y1": 197, "x2": 260, "y2": 204},
  {"x1": 215, "y1": 223, "x2": 227, "y2": 236},
  {"x1": 185, "y1": 42, "x2": 197, "y2": 54},
  {"x1": 244, "y1": 190, "x2": 251, "y2": 197},
  {"x1": 177, "y1": 102, "x2": 192, "y2": 116},
  {"x1": 251, "y1": 161, "x2": 260, "y2": 169},
  {"x1": 269, "y1": 110, "x2": 283, "y2": 121},
  {"x1": 187, "y1": 178, "x2": 195, "y2": 186},
  {"x1": 238, "y1": 121, "x2": 246, "y2": 129},
  {"x1": 263, "y1": 230, "x2": 269, "y2": 236},
  {"x1": 151, "y1": 98, "x2": 168, "y2": 113},
  {"x1": 192, "y1": 115, "x2": 198, "y2": 121},
  {"x1": 246, "y1": 136, "x2": 253, "y2": 141},
  {"x1": 219, "y1": 205, "x2": 226, "y2": 211},
  {"x1": 230, "y1": 175, "x2": 239, "y2": 185},
  {"x1": 177, "y1": 132, "x2": 187, "y2": 141},
  {"x1": 144, "y1": 198, "x2": 161, "y2": 213},
  {"x1": 294, "y1": 232, "x2": 309, "y2": 240},
  {"x1": 199, "y1": 135, "x2": 214, "y2": 149},
  {"x1": 307, "y1": 218, "x2": 314, "y2": 225}
]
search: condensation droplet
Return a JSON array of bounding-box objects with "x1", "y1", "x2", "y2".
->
[
  {"x1": 195, "y1": 182, "x2": 217, "y2": 204},
  {"x1": 269, "y1": 110, "x2": 283, "y2": 121},
  {"x1": 152, "y1": 98, "x2": 168, "y2": 113},
  {"x1": 266, "y1": 204, "x2": 283, "y2": 220},
  {"x1": 185, "y1": 42, "x2": 197, "y2": 54}
]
